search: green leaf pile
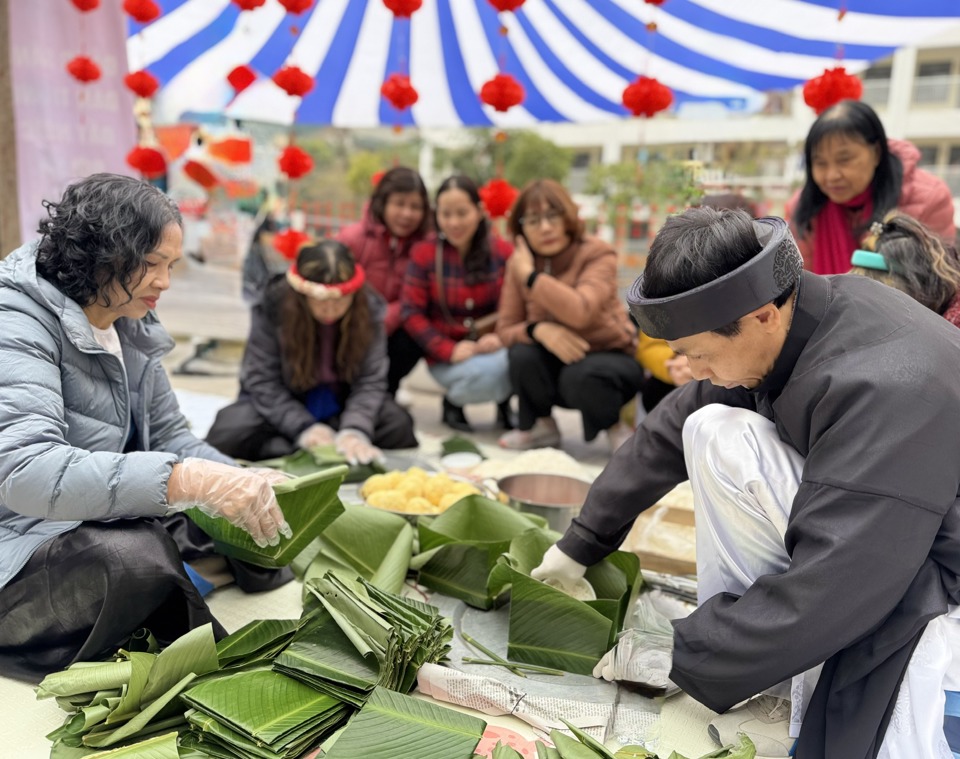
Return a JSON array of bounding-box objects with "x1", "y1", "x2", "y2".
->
[{"x1": 251, "y1": 445, "x2": 385, "y2": 483}]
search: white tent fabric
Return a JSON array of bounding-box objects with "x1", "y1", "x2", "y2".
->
[{"x1": 126, "y1": 0, "x2": 960, "y2": 127}]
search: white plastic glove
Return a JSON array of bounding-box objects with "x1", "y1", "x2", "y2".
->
[
  {"x1": 335, "y1": 429, "x2": 384, "y2": 466},
  {"x1": 592, "y1": 629, "x2": 675, "y2": 690},
  {"x1": 167, "y1": 458, "x2": 292, "y2": 548},
  {"x1": 297, "y1": 422, "x2": 335, "y2": 450},
  {"x1": 531, "y1": 544, "x2": 588, "y2": 585}
]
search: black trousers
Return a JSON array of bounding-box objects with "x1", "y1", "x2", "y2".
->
[
  {"x1": 387, "y1": 327, "x2": 423, "y2": 396},
  {"x1": 0, "y1": 515, "x2": 290, "y2": 682},
  {"x1": 206, "y1": 396, "x2": 418, "y2": 462},
  {"x1": 508, "y1": 343, "x2": 644, "y2": 441},
  {"x1": 640, "y1": 375, "x2": 677, "y2": 413}
]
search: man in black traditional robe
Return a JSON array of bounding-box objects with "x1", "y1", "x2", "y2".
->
[{"x1": 533, "y1": 207, "x2": 960, "y2": 758}]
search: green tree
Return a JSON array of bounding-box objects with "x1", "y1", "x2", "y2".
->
[
  {"x1": 586, "y1": 159, "x2": 701, "y2": 209},
  {"x1": 432, "y1": 129, "x2": 571, "y2": 188},
  {"x1": 346, "y1": 151, "x2": 385, "y2": 197}
]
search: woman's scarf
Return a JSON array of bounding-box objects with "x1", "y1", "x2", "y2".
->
[{"x1": 812, "y1": 188, "x2": 874, "y2": 275}]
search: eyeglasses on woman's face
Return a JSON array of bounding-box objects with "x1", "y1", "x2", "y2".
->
[{"x1": 519, "y1": 209, "x2": 564, "y2": 230}]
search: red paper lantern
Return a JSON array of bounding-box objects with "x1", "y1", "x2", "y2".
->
[
  {"x1": 479, "y1": 73, "x2": 525, "y2": 112},
  {"x1": 126, "y1": 146, "x2": 167, "y2": 179},
  {"x1": 622, "y1": 75, "x2": 673, "y2": 117},
  {"x1": 66, "y1": 56, "x2": 101, "y2": 83},
  {"x1": 124, "y1": 70, "x2": 160, "y2": 98},
  {"x1": 227, "y1": 65, "x2": 257, "y2": 93},
  {"x1": 380, "y1": 73, "x2": 419, "y2": 111},
  {"x1": 272, "y1": 65, "x2": 315, "y2": 97},
  {"x1": 383, "y1": 0, "x2": 422, "y2": 18},
  {"x1": 183, "y1": 159, "x2": 220, "y2": 190},
  {"x1": 488, "y1": 0, "x2": 525, "y2": 10},
  {"x1": 644, "y1": 0, "x2": 667, "y2": 4},
  {"x1": 371, "y1": 170, "x2": 386, "y2": 188},
  {"x1": 123, "y1": 0, "x2": 161, "y2": 24},
  {"x1": 70, "y1": 0, "x2": 100, "y2": 11},
  {"x1": 278, "y1": 145, "x2": 314, "y2": 179},
  {"x1": 274, "y1": 229, "x2": 311, "y2": 260},
  {"x1": 803, "y1": 66, "x2": 863, "y2": 115},
  {"x1": 479, "y1": 178, "x2": 519, "y2": 219},
  {"x1": 231, "y1": 0, "x2": 266, "y2": 9},
  {"x1": 278, "y1": 0, "x2": 314, "y2": 12}
]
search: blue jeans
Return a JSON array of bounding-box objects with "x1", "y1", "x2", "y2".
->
[{"x1": 429, "y1": 349, "x2": 511, "y2": 406}]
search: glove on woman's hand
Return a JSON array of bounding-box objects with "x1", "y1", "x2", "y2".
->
[
  {"x1": 167, "y1": 458, "x2": 292, "y2": 548},
  {"x1": 297, "y1": 423, "x2": 336, "y2": 450},
  {"x1": 531, "y1": 543, "x2": 588, "y2": 585},
  {"x1": 335, "y1": 429, "x2": 384, "y2": 466}
]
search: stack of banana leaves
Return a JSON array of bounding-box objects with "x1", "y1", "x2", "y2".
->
[
  {"x1": 274, "y1": 573, "x2": 453, "y2": 708},
  {"x1": 250, "y1": 445, "x2": 384, "y2": 483}
]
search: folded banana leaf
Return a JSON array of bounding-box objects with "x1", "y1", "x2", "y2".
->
[
  {"x1": 180, "y1": 668, "x2": 350, "y2": 758},
  {"x1": 441, "y1": 435, "x2": 486, "y2": 459},
  {"x1": 251, "y1": 445, "x2": 385, "y2": 483},
  {"x1": 323, "y1": 686, "x2": 486, "y2": 759},
  {"x1": 215, "y1": 619, "x2": 300, "y2": 669},
  {"x1": 411, "y1": 495, "x2": 545, "y2": 609},
  {"x1": 488, "y1": 531, "x2": 642, "y2": 676},
  {"x1": 187, "y1": 466, "x2": 347, "y2": 567},
  {"x1": 292, "y1": 502, "x2": 414, "y2": 595}
]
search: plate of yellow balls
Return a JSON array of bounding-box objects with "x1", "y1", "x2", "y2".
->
[{"x1": 359, "y1": 466, "x2": 484, "y2": 519}]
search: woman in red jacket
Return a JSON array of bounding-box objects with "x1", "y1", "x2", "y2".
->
[
  {"x1": 337, "y1": 167, "x2": 430, "y2": 395},
  {"x1": 786, "y1": 99, "x2": 955, "y2": 275}
]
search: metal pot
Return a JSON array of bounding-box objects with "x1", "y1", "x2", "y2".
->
[{"x1": 496, "y1": 473, "x2": 593, "y2": 533}]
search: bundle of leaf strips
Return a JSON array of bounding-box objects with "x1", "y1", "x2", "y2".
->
[
  {"x1": 273, "y1": 573, "x2": 452, "y2": 708},
  {"x1": 39, "y1": 624, "x2": 219, "y2": 752},
  {"x1": 179, "y1": 668, "x2": 350, "y2": 759}
]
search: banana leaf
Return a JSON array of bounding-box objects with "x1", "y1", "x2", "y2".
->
[
  {"x1": 441, "y1": 435, "x2": 486, "y2": 458},
  {"x1": 413, "y1": 496, "x2": 545, "y2": 609},
  {"x1": 537, "y1": 744, "x2": 562, "y2": 759},
  {"x1": 38, "y1": 662, "x2": 133, "y2": 700},
  {"x1": 187, "y1": 466, "x2": 347, "y2": 567},
  {"x1": 106, "y1": 653, "x2": 154, "y2": 724},
  {"x1": 492, "y1": 743, "x2": 525, "y2": 759},
  {"x1": 295, "y1": 502, "x2": 414, "y2": 594},
  {"x1": 250, "y1": 445, "x2": 385, "y2": 483},
  {"x1": 215, "y1": 619, "x2": 300, "y2": 669},
  {"x1": 82, "y1": 674, "x2": 195, "y2": 748},
  {"x1": 488, "y1": 531, "x2": 642, "y2": 676},
  {"x1": 613, "y1": 747, "x2": 658, "y2": 758},
  {"x1": 562, "y1": 721, "x2": 616, "y2": 758},
  {"x1": 140, "y1": 623, "x2": 219, "y2": 704},
  {"x1": 323, "y1": 686, "x2": 486, "y2": 759},
  {"x1": 85, "y1": 732, "x2": 181, "y2": 758}
]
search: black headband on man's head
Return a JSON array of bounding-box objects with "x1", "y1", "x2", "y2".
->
[{"x1": 627, "y1": 217, "x2": 803, "y2": 340}]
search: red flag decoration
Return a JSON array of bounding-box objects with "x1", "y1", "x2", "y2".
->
[
  {"x1": 380, "y1": 74, "x2": 419, "y2": 111},
  {"x1": 123, "y1": 0, "x2": 161, "y2": 24},
  {"x1": 803, "y1": 67, "x2": 863, "y2": 114},
  {"x1": 479, "y1": 73, "x2": 524, "y2": 112},
  {"x1": 278, "y1": 0, "x2": 314, "y2": 12},
  {"x1": 70, "y1": 0, "x2": 100, "y2": 11},
  {"x1": 274, "y1": 229, "x2": 311, "y2": 260},
  {"x1": 66, "y1": 56, "x2": 101, "y2": 83},
  {"x1": 488, "y1": 0, "x2": 525, "y2": 10},
  {"x1": 183, "y1": 159, "x2": 220, "y2": 190},
  {"x1": 622, "y1": 75, "x2": 673, "y2": 117},
  {"x1": 383, "y1": 0, "x2": 422, "y2": 18},
  {"x1": 124, "y1": 70, "x2": 160, "y2": 98},
  {"x1": 208, "y1": 136, "x2": 253, "y2": 164},
  {"x1": 227, "y1": 65, "x2": 257, "y2": 93},
  {"x1": 231, "y1": 0, "x2": 266, "y2": 9},
  {"x1": 479, "y1": 178, "x2": 519, "y2": 219},
  {"x1": 278, "y1": 144, "x2": 314, "y2": 179},
  {"x1": 273, "y1": 65, "x2": 315, "y2": 97},
  {"x1": 126, "y1": 146, "x2": 167, "y2": 179}
]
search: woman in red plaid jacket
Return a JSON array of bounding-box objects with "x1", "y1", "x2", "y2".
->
[{"x1": 401, "y1": 175, "x2": 514, "y2": 433}]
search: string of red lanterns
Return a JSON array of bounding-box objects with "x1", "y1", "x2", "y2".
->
[
  {"x1": 803, "y1": 67, "x2": 862, "y2": 114},
  {"x1": 479, "y1": 178, "x2": 519, "y2": 219}
]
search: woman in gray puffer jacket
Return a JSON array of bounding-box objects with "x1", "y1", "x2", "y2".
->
[{"x1": 0, "y1": 174, "x2": 291, "y2": 681}]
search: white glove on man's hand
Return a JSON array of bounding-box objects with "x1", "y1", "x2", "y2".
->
[
  {"x1": 335, "y1": 429, "x2": 384, "y2": 466},
  {"x1": 531, "y1": 544, "x2": 588, "y2": 585},
  {"x1": 167, "y1": 458, "x2": 292, "y2": 548},
  {"x1": 592, "y1": 629, "x2": 675, "y2": 689},
  {"x1": 297, "y1": 423, "x2": 335, "y2": 450}
]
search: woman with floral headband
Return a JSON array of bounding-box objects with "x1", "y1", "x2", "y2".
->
[{"x1": 207, "y1": 240, "x2": 417, "y2": 464}]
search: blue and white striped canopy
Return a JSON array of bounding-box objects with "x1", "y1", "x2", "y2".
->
[{"x1": 127, "y1": 0, "x2": 960, "y2": 128}]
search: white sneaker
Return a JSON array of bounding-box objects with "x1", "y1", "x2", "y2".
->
[
  {"x1": 394, "y1": 387, "x2": 414, "y2": 408},
  {"x1": 606, "y1": 421, "x2": 634, "y2": 453},
  {"x1": 708, "y1": 695, "x2": 793, "y2": 758}
]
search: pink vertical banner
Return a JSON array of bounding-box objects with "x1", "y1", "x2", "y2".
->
[{"x1": 9, "y1": 2, "x2": 137, "y2": 242}]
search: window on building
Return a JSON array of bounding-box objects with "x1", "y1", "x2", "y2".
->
[
  {"x1": 916, "y1": 145, "x2": 939, "y2": 166},
  {"x1": 913, "y1": 61, "x2": 954, "y2": 104},
  {"x1": 861, "y1": 63, "x2": 892, "y2": 108},
  {"x1": 948, "y1": 146, "x2": 960, "y2": 166},
  {"x1": 572, "y1": 151, "x2": 593, "y2": 169}
]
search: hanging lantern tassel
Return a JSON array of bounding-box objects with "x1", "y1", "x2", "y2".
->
[
  {"x1": 488, "y1": 0, "x2": 525, "y2": 10},
  {"x1": 66, "y1": 56, "x2": 101, "y2": 83},
  {"x1": 622, "y1": 75, "x2": 673, "y2": 118},
  {"x1": 123, "y1": 0, "x2": 161, "y2": 24},
  {"x1": 227, "y1": 65, "x2": 257, "y2": 94},
  {"x1": 274, "y1": 229, "x2": 312, "y2": 260},
  {"x1": 479, "y1": 178, "x2": 519, "y2": 219},
  {"x1": 380, "y1": 73, "x2": 419, "y2": 111},
  {"x1": 126, "y1": 146, "x2": 167, "y2": 179},
  {"x1": 382, "y1": 0, "x2": 422, "y2": 17},
  {"x1": 803, "y1": 66, "x2": 863, "y2": 114},
  {"x1": 70, "y1": 0, "x2": 100, "y2": 11},
  {"x1": 273, "y1": 65, "x2": 315, "y2": 97},
  {"x1": 278, "y1": 144, "x2": 314, "y2": 180},
  {"x1": 480, "y1": 73, "x2": 525, "y2": 113},
  {"x1": 124, "y1": 70, "x2": 160, "y2": 99}
]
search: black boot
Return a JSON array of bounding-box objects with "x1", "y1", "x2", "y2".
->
[
  {"x1": 442, "y1": 396, "x2": 473, "y2": 433},
  {"x1": 496, "y1": 399, "x2": 515, "y2": 430}
]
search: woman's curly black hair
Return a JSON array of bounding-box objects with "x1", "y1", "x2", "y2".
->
[{"x1": 35, "y1": 173, "x2": 182, "y2": 308}]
